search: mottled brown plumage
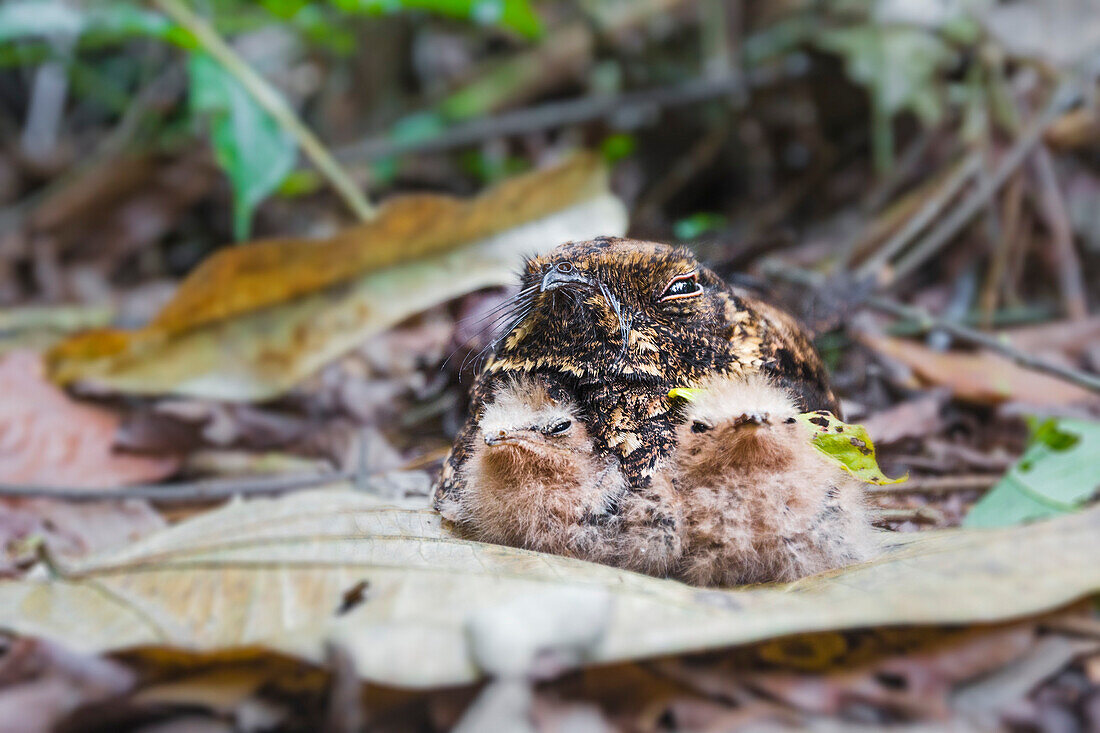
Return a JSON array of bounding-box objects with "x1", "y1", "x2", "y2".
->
[{"x1": 433, "y1": 236, "x2": 836, "y2": 518}]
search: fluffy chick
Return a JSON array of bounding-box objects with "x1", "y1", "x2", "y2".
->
[
  {"x1": 672, "y1": 374, "x2": 877, "y2": 586},
  {"x1": 456, "y1": 376, "x2": 623, "y2": 559},
  {"x1": 456, "y1": 377, "x2": 684, "y2": 576}
]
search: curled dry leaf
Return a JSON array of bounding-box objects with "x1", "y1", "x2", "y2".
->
[
  {"x1": 0, "y1": 350, "x2": 179, "y2": 487},
  {"x1": 45, "y1": 154, "x2": 626, "y2": 401},
  {"x1": 859, "y1": 334, "x2": 1100, "y2": 408},
  {"x1": 2, "y1": 488, "x2": 1100, "y2": 689}
]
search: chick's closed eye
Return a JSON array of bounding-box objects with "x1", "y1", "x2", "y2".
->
[{"x1": 544, "y1": 419, "x2": 572, "y2": 435}]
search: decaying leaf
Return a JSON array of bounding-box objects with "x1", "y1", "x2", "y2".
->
[
  {"x1": 2, "y1": 488, "x2": 1100, "y2": 689},
  {"x1": 859, "y1": 334, "x2": 1100, "y2": 407},
  {"x1": 794, "y1": 411, "x2": 906, "y2": 485},
  {"x1": 45, "y1": 155, "x2": 625, "y2": 401},
  {"x1": 963, "y1": 418, "x2": 1100, "y2": 528},
  {"x1": 0, "y1": 350, "x2": 179, "y2": 487}
]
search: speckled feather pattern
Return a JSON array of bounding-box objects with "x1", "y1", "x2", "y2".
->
[{"x1": 433, "y1": 237, "x2": 838, "y2": 516}]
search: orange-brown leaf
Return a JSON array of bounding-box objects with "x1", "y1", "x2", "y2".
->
[
  {"x1": 0, "y1": 351, "x2": 178, "y2": 487},
  {"x1": 860, "y1": 334, "x2": 1099, "y2": 407},
  {"x1": 149, "y1": 153, "x2": 605, "y2": 336}
]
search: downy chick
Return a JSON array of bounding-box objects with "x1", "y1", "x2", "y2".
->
[
  {"x1": 672, "y1": 374, "x2": 877, "y2": 586},
  {"x1": 457, "y1": 377, "x2": 684, "y2": 576},
  {"x1": 456, "y1": 376, "x2": 624, "y2": 560}
]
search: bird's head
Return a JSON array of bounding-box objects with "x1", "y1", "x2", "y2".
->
[
  {"x1": 489, "y1": 237, "x2": 746, "y2": 385},
  {"x1": 477, "y1": 378, "x2": 591, "y2": 464}
]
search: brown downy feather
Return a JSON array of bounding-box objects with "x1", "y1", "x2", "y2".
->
[
  {"x1": 456, "y1": 376, "x2": 624, "y2": 559},
  {"x1": 672, "y1": 374, "x2": 878, "y2": 586},
  {"x1": 456, "y1": 376, "x2": 684, "y2": 575}
]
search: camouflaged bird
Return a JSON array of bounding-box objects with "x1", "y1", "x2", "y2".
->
[{"x1": 433, "y1": 236, "x2": 837, "y2": 517}]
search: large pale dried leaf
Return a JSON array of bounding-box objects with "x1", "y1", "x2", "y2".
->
[
  {"x1": 45, "y1": 155, "x2": 625, "y2": 401},
  {"x1": 2, "y1": 488, "x2": 1099, "y2": 689},
  {"x1": 860, "y1": 334, "x2": 1100, "y2": 407},
  {"x1": 0, "y1": 350, "x2": 178, "y2": 486}
]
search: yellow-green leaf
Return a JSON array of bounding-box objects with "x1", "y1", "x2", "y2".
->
[{"x1": 795, "y1": 411, "x2": 907, "y2": 485}]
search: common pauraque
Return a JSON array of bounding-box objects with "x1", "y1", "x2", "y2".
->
[{"x1": 433, "y1": 236, "x2": 837, "y2": 519}]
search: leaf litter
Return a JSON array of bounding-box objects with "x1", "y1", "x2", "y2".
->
[{"x1": 2, "y1": 0, "x2": 1100, "y2": 728}]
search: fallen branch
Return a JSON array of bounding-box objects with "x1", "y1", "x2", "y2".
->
[
  {"x1": 154, "y1": 0, "x2": 375, "y2": 221},
  {"x1": 761, "y1": 261, "x2": 1100, "y2": 394},
  {"x1": 0, "y1": 471, "x2": 354, "y2": 503},
  {"x1": 337, "y1": 59, "x2": 805, "y2": 162}
]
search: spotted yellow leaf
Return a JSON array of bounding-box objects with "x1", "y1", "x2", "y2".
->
[{"x1": 795, "y1": 411, "x2": 907, "y2": 485}]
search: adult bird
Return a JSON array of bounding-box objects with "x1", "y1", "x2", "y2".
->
[{"x1": 433, "y1": 236, "x2": 837, "y2": 518}]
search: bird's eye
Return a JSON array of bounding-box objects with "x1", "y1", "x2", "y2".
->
[
  {"x1": 659, "y1": 272, "x2": 702, "y2": 302},
  {"x1": 545, "y1": 419, "x2": 572, "y2": 435}
]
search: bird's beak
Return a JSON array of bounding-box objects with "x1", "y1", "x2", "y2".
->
[
  {"x1": 484, "y1": 430, "x2": 520, "y2": 446},
  {"x1": 540, "y1": 266, "x2": 591, "y2": 293}
]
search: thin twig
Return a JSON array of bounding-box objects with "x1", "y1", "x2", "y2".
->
[
  {"x1": 857, "y1": 151, "x2": 982, "y2": 279},
  {"x1": 153, "y1": 0, "x2": 374, "y2": 221},
  {"x1": 336, "y1": 59, "x2": 806, "y2": 163},
  {"x1": 1032, "y1": 144, "x2": 1088, "y2": 321},
  {"x1": 761, "y1": 261, "x2": 1100, "y2": 394},
  {"x1": 865, "y1": 475, "x2": 1000, "y2": 495},
  {"x1": 870, "y1": 507, "x2": 944, "y2": 524},
  {"x1": 0, "y1": 471, "x2": 354, "y2": 503},
  {"x1": 866, "y1": 296, "x2": 1100, "y2": 393},
  {"x1": 884, "y1": 79, "x2": 1081, "y2": 286}
]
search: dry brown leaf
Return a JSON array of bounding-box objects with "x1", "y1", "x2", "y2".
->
[
  {"x1": 44, "y1": 155, "x2": 625, "y2": 401},
  {"x1": 2, "y1": 488, "x2": 1099, "y2": 689},
  {"x1": 0, "y1": 350, "x2": 179, "y2": 487},
  {"x1": 859, "y1": 335, "x2": 1100, "y2": 407},
  {"x1": 861, "y1": 389, "x2": 949, "y2": 445}
]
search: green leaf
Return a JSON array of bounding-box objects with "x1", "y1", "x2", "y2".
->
[
  {"x1": 816, "y1": 25, "x2": 954, "y2": 171},
  {"x1": 668, "y1": 387, "x2": 702, "y2": 402},
  {"x1": 673, "y1": 212, "x2": 728, "y2": 241},
  {"x1": 794, "y1": 411, "x2": 907, "y2": 485},
  {"x1": 964, "y1": 419, "x2": 1100, "y2": 529},
  {"x1": 599, "y1": 133, "x2": 636, "y2": 163},
  {"x1": 187, "y1": 52, "x2": 297, "y2": 240},
  {"x1": 330, "y1": 0, "x2": 542, "y2": 38}
]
